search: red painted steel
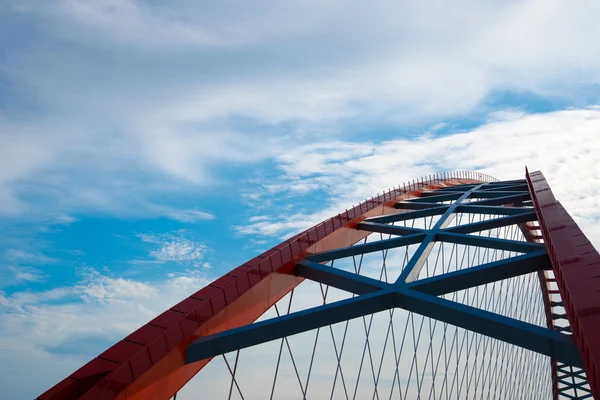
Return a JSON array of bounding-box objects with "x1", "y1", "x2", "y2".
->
[
  {"x1": 38, "y1": 172, "x2": 496, "y2": 400},
  {"x1": 527, "y1": 169, "x2": 600, "y2": 399},
  {"x1": 520, "y1": 221, "x2": 559, "y2": 400}
]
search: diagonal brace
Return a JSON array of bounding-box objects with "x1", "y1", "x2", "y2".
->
[
  {"x1": 366, "y1": 206, "x2": 448, "y2": 224},
  {"x1": 443, "y1": 210, "x2": 537, "y2": 234},
  {"x1": 356, "y1": 221, "x2": 425, "y2": 236},
  {"x1": 186, "y1": 291, "x2": 395, "y2": 363},
  {"x1": 467, "y1": 193, "x2": 531, "y2": 206},
  {"x1": 305, "y1": 233, "x2": 426, "y2": 262},
  {"x1": 395, "y1": 288, "x2": 583, "y2": 367},
  {"x1": 407, "y1": 251, "x2": 550, "y2": 295},
  {"x1": 436, "y1": 232, "x2": 545, "y2": 253},
  {"x1": 456, "y1": 204, "x2": 535, "y2": 216},
  {"x1": 296, "y1": 260, "x2": 389, "y2": 295}
]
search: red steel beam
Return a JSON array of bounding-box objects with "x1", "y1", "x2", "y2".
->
[
  {"x1": 527, "y1": 169, "x2": 600, "y2": 398},
  {"x1": 38, "y1": 172, "x2": 490, "y2": 400}
]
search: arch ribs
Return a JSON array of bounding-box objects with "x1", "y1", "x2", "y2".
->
[{"x1": 37, "y1": 170, "x2": 600, "y2": 400}]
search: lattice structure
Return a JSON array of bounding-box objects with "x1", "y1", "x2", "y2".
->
[{"x1": 39, "y1": 171, "x2": 600, "y2": 400}]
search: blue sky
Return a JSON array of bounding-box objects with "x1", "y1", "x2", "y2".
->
[{"x1": 1, "y1": 1, "x2": 600, "y2": 398}]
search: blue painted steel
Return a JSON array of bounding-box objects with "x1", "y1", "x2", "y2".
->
[
  {"x1": 456, "y1": 204, "x2": 533, "y2": 215},
  {"x1": 186, "y1": 290, "x2": 396, "y2": 363},
  {"x1": 366, "y1": 206, "x2": 448, "y2": 224},
  {"x1": 393, "y1": 287, "x2": 583, "y2": 367},
  {"x1": 469, "y1": 190, "x2": 530, "y2": 199},
  {"x1": 356, "y1": 221, "x2": 425, "y2": 236},
  {"x1": 296, "y1": 259, "x2": 388, "y2": 294},
  {"x1": 479, "y1": 183, "x2": 529, "y2": 192},
  {"x1": 186, "y1": 261, "x2": 581, "y2": 367},
  {"x1": 298, "y1": 251, "x2": 550, "y2": 297},
  {"x1": 186, "y1": 177, "x2": 583, "y2": 372},
  {"x1": 435, "y1": 231, "x2": 545, "y2": 253},
  {"x1": 304, "y1": 233, "x2": 426, "y2": 262},
  {"x1": 467, "y1": 192, "x2": 531, "y2": 206},
  {"x1": 436, "y1": 184, "x2": 479, "y2": 192},
  {"x1": 406, "y1": 250, "x2": 551, "y2": 295},
  {"x1": 409, "y1": 192, "x2": 464, "y2": 203},
  {"x1": 444, "y1": 211, "x2": 537, "y2": 234},
  {"x1": 395, "y1": 201, "x2": 447, "y2": 210},
  {"x1": 485, "y1": 179, "x2": 527, "y2": 186},
  {"x1": 395, "y1": 183, "x2": 485, "y2": 283},
  {"x1": 418, "y1": 190, "x2": 463, "y2": 197}
]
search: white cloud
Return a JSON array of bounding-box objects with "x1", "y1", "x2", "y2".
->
[
  {"x1": 13, "y1": 266, "x2": 46, "y2": 284},
  {"x1": 166, "y1": 209, "x2": 216, "y2": 223},
  {"x1": 78, "y1": 272, "x2": 157, "y2": 305},
  {"x1": 138, "y1": 232, "x2": 209, "y2": 263},
  {"x1": 237, "y1": 108, "x2": 600, "y2": 241},
  {"x1": 4, "y1": 249, "x2": 56, "y2": 264},
  {"x1": 1, "y1": 2, "x2": 600, "y2": 398},
  {"x1": 0, "y1": 267, "x2": 211, "y2": 397},
  {"x1": 1, "y1": 0, "x2": 600, "y2": 217}
]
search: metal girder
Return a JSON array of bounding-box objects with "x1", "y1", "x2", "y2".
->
[
  {"x1": 395, "y1": 184, "x2": 484, "y2": 283},
  {"x1": 436, "y1": 231, "x2": 545, "y2": 253},
  {"x1": 298, "y1": 251, "x2": 550, "y2": 298},
  {"x1": 455, "y1": 204, "x2": 533, "y2": 215},
  {"x1": 436, "y1": 184, "x2": 479, "y2": 192},
  {"x1": 366, "y1": 206, "x2": 448, "y2": 224},
  {"x1": 469, "y1": 190, "x2": 530, "y2": 199},
  {"x1": 186, "y1": 266, "x2": 582, "y2": 367},
  {"x1": 395, "y1": 201, "x2": 446, "y2": 210},
  {"x1": 444, "y1": 211, "x2": 537, "y2": 234},
  {"x1": 394, "y1": 287, "x2": 583, "y2": 368},
  {"x1": 419, "y1": 190, "x2": 463, "y2": 197},
  {"x1": 485, "y1": 179, "x2": 526, "y2": 186},
  {"x1": 305, "y1": 233, "x2": 426, "y2": 262},
  {"x1": 407, "y1": 251, "x2": 551, "y2": 295},
  {"x1": 467, "y1": 192, "x2": 531, "y2": 206},
  {"x1": 356, "y1": 221, "x2": 424, "y2": 236},
  {"x1": 184, "y1": 172, "x2": 589, "y2": 378},
  {"x1": 186, "y1": 291, "x2": 396, "y2": 363},
  {"x1": 296, "y1": 259, "x2": 387, "y2": 294},
  {"x1": 478, "y1": 183, "x2": 529, "y2": 192},
  {"x1": 409, "y1": 192, "x2": 464, "y2": 203}
]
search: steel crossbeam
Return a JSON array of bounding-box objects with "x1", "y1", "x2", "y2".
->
[
  {"x1": 187, "y1": 257, "x2": 582, "y2": 367},
  {"x1": 186, "y1": 179, "x2": 584, "y2": 371}
]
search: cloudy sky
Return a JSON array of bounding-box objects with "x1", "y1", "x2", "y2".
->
[{"x1": 1, "y1": 0, "x2": 600, "y2": 398}]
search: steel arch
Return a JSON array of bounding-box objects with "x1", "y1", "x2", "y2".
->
[{"x1": 37, "y1": 170, "x2": 599, "y2": 400}]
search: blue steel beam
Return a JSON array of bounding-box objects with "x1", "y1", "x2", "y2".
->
[
  {"x1": 467, "y1": 193, "x2": 531, "y2": 206},
  {"x1": 436, "y1": 184, "x2": 479, "y2": 192},
  {"x1": 409, "y1": 192, "x2": 464, "y2": 203},
  {"x1": 298, "y1": 252, "x2": 550, "y2": 297},
  {"x1": 305, "y1": 233, "x2": 426, "y2": 262},
  {"x1": 435, "y1": 232, "x2": 545, "y2": 253},
  {"x1": 406, "y1": 251, "x2": 550, "y2": 295},
  {"x1": 484, "y1": 179, "x2": 526, "y2": 186},
  {"x1": 185, "y1": 175, "x2": 584, "y2": 372},
  {"x1": 395, "y1": 201, "x2": 447, "y2": 210},
  {"x1": 443, "y1": 211, "x2": 537, "y2": 234},
  {"x1": 186, "y1": 268, "x2": 581, "y2": 367},
  {"x1": 478, "y1": 183, "x2": 529, "y2": 192},
  {"x1": 455, "y1": 204, "x2": 533, "y2": 216},
  {"x1": 186, "y1": 290, "x2": 395, "y2": 363},
  {"x1": 394, "y1": 287, "x2": 583, "y2": 367},
  {"x1": 366, "y1": 206, "x2": 448, "y2": 224},
  {"x1": 469, "y1": 190, "x2": 530, "y2": 199},
  {"x1": 418, "y1": 190, "x2": 464, "y2": 197},
  {"x1": 356, "y1": 221, "x2": 425, "y2": 236},
  {"x1": 296, "y1": 259, "x2": 388, "y2": 294},
  {"x1": 396, "y1": 184, "x2": 485, "y2": 283}
]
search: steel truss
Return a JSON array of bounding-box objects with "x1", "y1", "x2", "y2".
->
[{"x1": 38, "y1": 171, "x2": 600, "y2": 400}]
